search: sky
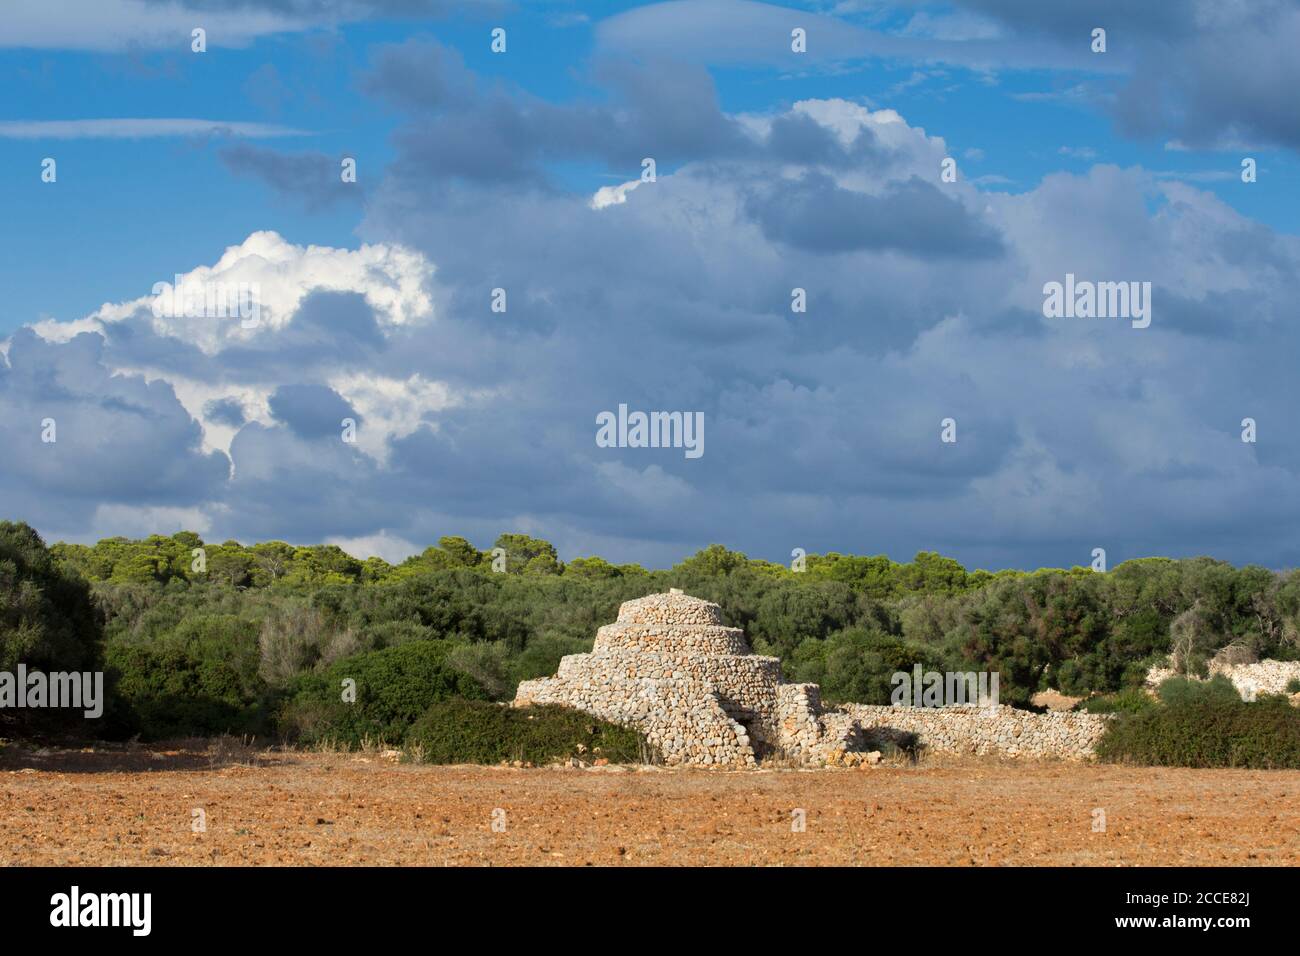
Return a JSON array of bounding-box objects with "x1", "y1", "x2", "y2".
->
[{"x1": 2, "y1": 0, "x2": 1300, "y2": 571}]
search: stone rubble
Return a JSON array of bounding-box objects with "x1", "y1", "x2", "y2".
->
[{"x1": 514, "y1": 590, "x2": 1112, "y2": 767}]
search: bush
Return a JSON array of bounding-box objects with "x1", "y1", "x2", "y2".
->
[
  {"x1": 1079, "y1": 688, "x2": 1156, "y2": 714},
  {"x1": 788, "y1": 629, "x2": 944, "y2": 705},
  {"x1": 509, "y1": 633, "x2": 590, "y2": 688},
  {"x1": 0, "y1": 521, "x2": 101, "y2": 674},
  {"x1": 1285, "y1": 678, "x2": 1300, "y2": 694},
  {"x1": 106, "y1": 643, "x2": 269, "y2": 739},
  {"x1": 403, "y1": 699, "x2": 648, "y2": 765},
  {"x1": 1096, "y1": 697, "x2": 1300, "y2": 769},
  {"x1": 444, "y1": 641, "x2": 512, "y2": 699},
  {"x1": 32, "y1": 525, "x2": 1300, "y2": 744},
  {"x1": 257, "y1": 605, "x2": 350, "y2": 687},
  {"x1": 1156, "y1": 674, "x2": 1241, "y2": 706},
  {"x1": 276, "y1": 640, "x2": 487, "y2": 747}
]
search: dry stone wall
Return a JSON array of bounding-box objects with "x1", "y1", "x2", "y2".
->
[
  {"x1": 516, "y1": 672, "x2": 756, "y2": 767},
  {"x1": 514, "y1": 590, "x2": 1112, "y2": 767},
  {"x1": 1146, "y1": 658, "x2": 1300, "y2": 698},
  {"x1": 843, "y1": 704, "x2": 1112, "y2": 760}
]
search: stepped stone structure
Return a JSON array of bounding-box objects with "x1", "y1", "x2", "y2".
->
[
  {"x1": 514, "y1": 590, "x2": 1109, "y2": 766},
  {"x1": 514, "y1": 590, "x2": 864, "y2": 767}
]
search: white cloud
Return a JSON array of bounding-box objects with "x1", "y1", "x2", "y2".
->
[
  {"x1": 791, "y1": 98, "x2": 905, "y2": 147},
  {"x1": 1153, "y1": 169, "x2": 1239, "y2": 184},
  {"x1": 1058, "y1": 145, "x2": 1098, "y2": 160},
  {"x1": 84, "y1": 230, "x2": 435, "y2": 354},
  {"x1": 26, "y1": 316, "x2": 104, "y2": 344},
  {"x1": 91, "y1": 504, "x2": 213, "y2": 538},
  {"x1": 327, "y1": 530, "x2": 421, "y2": 564},
  {"x1": 590, "y1": 178, "x2": 642, "y2": 210},
  {"x1": 1164, "y1": 137, "x2": 1261, "y2": 153},
  {"x1": 9, "y1": 87, "x2": 1300, "y2": 569},
  {"x1": 595, "y1": 461, "x2": 695, "y2": 505},
  {"x1": 595, "y1": 0, "x2": 1123, "y2": 74},
  {"x1": 0, "y1": 119, "x2": 309, "y2": 139},
  {"x1": 2, "y1": 0, "x2": 313, "y2": 51},
  {"x1": 328, "y1": 371, "x2": 461, "y2": 464},
  {"x1": 17, "y1": 230, "x2": 454, "y2": 473},
  {"x1": 165, "y1": 379, "x2": 272, "y2": 456},
  {"x1": 901, "y1": 10, "x2": 1001, "y2": 42}
]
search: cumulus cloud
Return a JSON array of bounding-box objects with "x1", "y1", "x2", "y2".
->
[
  {"x1": 348, "y1": 60, "x2": 1300, "y2": 569},
  {"x1": 0, "y1": 329, "x2": 231, "y2": 539},
  {"x1": 744, "y1": 173, "x2": 1004, "y2": 257},
  {"x1": 203, "y1": 397, "x2": 247, "y2": 428},
  {"x1": 7, "y1": 35, "x2": 1300, "y2": 570},
  {"x1": 1, "y1": 226, "x2": 463, "y2": 547},
  {"x1": 268, "y1": 383, "x2": 359, "y2": 439},
  {"x1": 590, "y1": 179, "x2": 643, "y2": 210},
  {"x1": 83, "y1": 230, "x2": 434, "y2": 354},
  {"x1": 325, "y1": 529, "x2": 422, "y2": 564}
]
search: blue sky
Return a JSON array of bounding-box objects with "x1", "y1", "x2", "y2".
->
[
  {"x1": 5, "y1": 1, "x2": 1296, "y2": 329},
  {"x1": 3, "y1": 0, "x2": 1300, "y2": 571}
]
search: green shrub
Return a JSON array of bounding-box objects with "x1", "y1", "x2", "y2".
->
[
  {"x1": 31, "y1": 524, "x2": 1300, "y2": 745},
  {"x1": 509, "y1": 633, "x2": 590, "y2": 688},
  {"x1": 1285, "y1": 678, "x2": 1300, "y2": 694},
  {"x1": 787, "y1": 628, "x2": 944, "y2": 706},
  {"x1": 1096, "y1": 697, "x2": 1300, "y2": 769},
  {"x1": 403, "y1": 699, "x2": 648, "y2": 765},
  {"x1": 444, "y1": 641, "x2": 512, "y2": 699},
  {"x1": 1156, "y1": 674, "x2": 1240, "y2": 706},
  {"x1": 105, "y1": 643, "x2": 269, "y2": 739},
  {"x1": 0, "y1": 521, "x2": 101, "y2": 674},
  {"x1": 276, "y1": 640, "x2": 487, "y2": 747},
  {"x1": 1079, "y1": 688, "x2": 1156, "y2": 713}
]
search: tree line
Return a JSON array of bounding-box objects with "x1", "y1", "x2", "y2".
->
[{"x1": 3, "y1": 520, "x2": 1299, "y2": 740}]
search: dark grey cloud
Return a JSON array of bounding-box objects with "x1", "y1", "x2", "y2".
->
[
  {"x1": 744, "y1": 173, "x2": 1004, "y2": 257},
  {"x1": 0, "y1": 330, "x2": 230, "y2": 512},
  {"x1": 203, "y1": 397, "x2": 247, "y2": 427},
  {"x1": 91, "y1": 289, "x2": 393, "y2": 392},
  {"x1": 360, "y1": 38, "x2": 755, "y2": 185},
  {"x1": 949, "y1": 0, "x2": 1200, "y2": 41},
  {"x1": 237, "y1": 31, "x2": 920, "y2": 211},
  {"x1": 345, "y1": 103, "x2": 1300, "y2": 570},
  {"x1": 950, "y1": 0, "x2": 1300, "y2": 151},
  {"x1": 597, "y1": 1, "x2": 1300, "y2": 155},
  {"x1": 291, "y1": 291, "x2": 385, "y2": 347},
  {"x1": 359, "y1": 36, "x2": 478, "y2": 114},
  {"x1": 268, "y1": 383, "x2": 359, "y2": 439},
  {"x1": 595, "y1": 0, "x2": 1122, "y2": 72},
  {"x1": 766, "y1": 111, "x2": 857, "y2": 167},
  {"x1": 10, "y1": 22, "x2": 1300, "y2": 572},
  {"x1": 219, "y1": 143, "x2": 364, "y2": 212},
  {"x1": 220, "y1": 422, "x2": 389, "y2": 542}
]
